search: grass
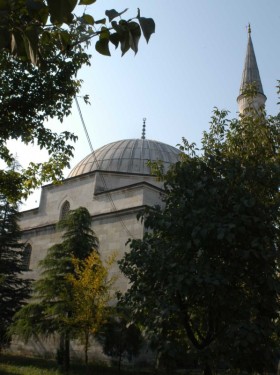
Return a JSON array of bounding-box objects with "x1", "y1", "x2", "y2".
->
[
  {"x1": 0, "y1": 354, "x2": 158, "y2": 375},
  {"x1": 0, "y1": 355, "x2": 61, "y2": 375},
  {"x1": 2, "y1": 356, "x2": 273, "y2": 375}
]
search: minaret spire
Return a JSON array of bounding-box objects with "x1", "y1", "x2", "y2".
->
[{"x1": 237, "y1": 25, "x2": 266, "y2": 114}]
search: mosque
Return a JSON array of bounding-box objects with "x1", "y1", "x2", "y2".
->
[
  {"x1": 16, "y1": 29, "x2": 266, "y2": 357},
  {"x1": 19, "y1": 137, "x2": 180, "y2": 293}
]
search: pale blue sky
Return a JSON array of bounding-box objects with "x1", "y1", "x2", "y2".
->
[{"x1": 18, "y1": 0, "x2": 280, "y2": 209}]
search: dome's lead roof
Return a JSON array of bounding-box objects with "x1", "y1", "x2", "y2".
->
[{"x1": 68, "y1": 139, "x2": 180, "y2": 178}]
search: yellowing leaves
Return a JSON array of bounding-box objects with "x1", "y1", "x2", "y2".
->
[
  {"x1": 64, "y1": 250, "x2": 117, "y2": 363},
  {"x1": 66, "y1": 251, "x2": 117, "y2": 335}
]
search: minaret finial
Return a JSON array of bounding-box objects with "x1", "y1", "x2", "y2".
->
[
  {"x1": 248, "y1": 23, "x2": 251, "y2": 35},
  {"x1": 141, "y1": 118, "x2": 146, "y2": 139}
]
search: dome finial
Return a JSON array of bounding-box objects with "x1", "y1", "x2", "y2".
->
[{"x1": 141, "y1": 118, "x2": 146, "y2": 139}]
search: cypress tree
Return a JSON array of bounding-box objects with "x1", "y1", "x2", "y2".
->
[
  {"x1": 0, "y1": 195, "x2": 31, "y2": 350},
  {"x1": 11, "y1": 207, "x2": 99, "y2": 371}
]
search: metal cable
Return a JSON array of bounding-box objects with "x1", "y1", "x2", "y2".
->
[{"x1": 74, "y1": 97, "x2": 134, "y2": 239}]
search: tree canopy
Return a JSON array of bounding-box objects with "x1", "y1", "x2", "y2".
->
[
  {"x1": 0, "y1": 0, "x2": 155, "y2": 64},
  {"x1": 119, "y1": 103, "x2": 280, "y2": 375},
  {"x1": 0, "y1": 1, "x2": 155, "y2": 202},
  {"x1": 0, "y1": 35, "x2": 88, "y2": 201}
]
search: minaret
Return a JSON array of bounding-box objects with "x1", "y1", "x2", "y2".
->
[{"x1": 237, "y1": 25, "x2": 267, "y2": 114}]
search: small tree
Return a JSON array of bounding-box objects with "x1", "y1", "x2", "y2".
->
[
  {"x1": 66, "y1": 251, "x2": 117, "y2": 365},
  {"x1": 0, "y1": 194, "x2": 31, "y2": 350},
  {"x1": 97, "y1": 308, "x2": 143, "y2": 374},
  {"x1": 11, "y1": 207, "x2": 98, "y2": 371}
]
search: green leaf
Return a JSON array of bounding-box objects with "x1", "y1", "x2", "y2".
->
[
  {"x1": 58, "y1": 30, "x2": 71, "y2": 52},
  {"x1": 0, "y1": 29, "x2": 10, "y2": 50},
  {"x1": 105, "y1": 8, "x2": 128, "y2": 22},
  {"x1": 109, "y1": 33, "x2": 120, "y2": 49},
  {"x1": 100, "y1": 27, "x2": 110, "y2": 40},
  {"x1": 10, "y1": 33, "x2": 17, "y2": 55},
  {"x1": 128, "y1": 22, "x2": 141, "y2": 54},
  {"x1": 105, "y1": 9, "x2": 119, "y2": 22},
  {"x1": 120, "y1": 33, "x2": 130, "y2": 56},
  {"x1": 11, "y1": 31, "x2": 27, "y2": 59},
  {"x1": 24, "y1": 26, "x2": 40, "y2": 65},
  {"x1": 79, "y1": 0, "x2": 96, "y2": 4},
  {"x1": 26, "y1": 0, "x2": 48, "y2": 25},
  {"x1": 95, "y1": 39, "x2": 110, "y2": 56},
  {"x1": 40, "y1": 30, "x2": 51, "y2": 46},
  {"x1": 82, "y1": 13, "x2": 94, "y2": 25},
  {"x1": 138, "y1": 17, "x2": 155, "y2": 43},
  {"x1": 0, "y1": 0, "x2": 8, "y2": 11},
  {"x1": 111, "y1": 20, "x2": 124, "y2": 34},
  {"x1": 47, "y1": 0, "x2": 77, "y2": 24},
  {"x1": 95, "y1": 18, "x2": 106, "y2": 25}
]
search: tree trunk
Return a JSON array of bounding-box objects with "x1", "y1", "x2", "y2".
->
[
  {"x1": 118, "y1": 351, "x2": 122, "y2": 375},
  {"x1": 84, "y1": 331, "x2": 89, "y2": 365},
  {"x1": 57, "y1": 333, "x2": 70, "y2": 373},
  {"x1": 204, "y1": 363, "x2": 212, "y2": 375},
  {"x1": 64, "y1": 331, "x2": 70, "y2": 373}
]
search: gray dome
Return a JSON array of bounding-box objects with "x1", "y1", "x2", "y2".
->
[{"x1": 68, "y1": 139, "x2": 180, "y2": 178}]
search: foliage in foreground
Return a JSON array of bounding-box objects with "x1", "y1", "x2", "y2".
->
[
  {"x1": 0, "y1": 194, "x2": 31, "y2": 351},
  {"x1": 120, "y1": 102, "x2": 280, "y2": 375},
  {"x1": 0, "y1": 1, "x2": 155, "y2": 64},
  {"x1": 97, "y1": 307, "x2": 143, "y2": 374},
  {"x1": 0, "y1": 1, "x2": 155, "y2": 202}
]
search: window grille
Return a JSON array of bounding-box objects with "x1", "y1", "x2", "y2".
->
[
  {"x1": 60, "y1": 200, "x2": 70, "y2": 219},
  {"x1": 22, "y1": 244, "x2": 32, "y2": 271}
]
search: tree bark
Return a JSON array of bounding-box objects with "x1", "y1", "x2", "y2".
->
[
  {"x1": 64, "y1": 331, "x2": 70, "y2": 373},
  {"x1": 118, "y1": 352, "x2": 122, "y2": 375},
  {"x1": 84, "y1": 331, "x2": 89, "y2": 365},
  {"x1": 204, "y1": 363, "x2": 212, "y2": 375}
]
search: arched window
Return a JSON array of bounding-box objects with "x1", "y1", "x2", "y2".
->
[
  {"x1": 22, "y1": 244, "x2": 32, "y2": 271},
  {"x1": 60, "y1": 200, "x2": 70, "y2": 220}
]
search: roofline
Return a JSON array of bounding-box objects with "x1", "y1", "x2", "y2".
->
[
  {"x1": 95, "y1": 180, "x2": 164, "y2": 196},
  {"x1": 20, "y1": 205, "x2": 151, "y2": 235},
  {"x1": 36, "y1": 168, "x2": 160, "y2": 191}
]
